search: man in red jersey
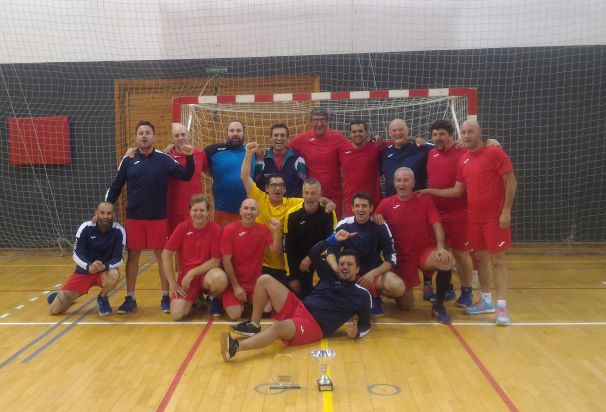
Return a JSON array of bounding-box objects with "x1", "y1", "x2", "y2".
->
[
  {"x1": 289, "y1": 108, "x2": 349, "y2": 217},
  {"x1": 162, "y1": 194, "x2": 228, "y2": 321},
  {"x1": 339, "y1": 120, "x2": 382, "y2": 217},
  {"x1": 422, "y1": 120, "x2": 517, "y2": 326},
  {"x1": 426, "y1": 120, "x2": 474, "y2": 308},
  {"x1": 220, "y1": 198, "x2": 283, "y2": 320},
  {"x1": 375, "y1": 167, "x2": 454, "y2": 323},
  {"x1": 166, "y1": 123, "x2": 208, "y2": 233}
]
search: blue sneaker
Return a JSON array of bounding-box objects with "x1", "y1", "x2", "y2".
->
[
  {"x1": 161, "y1": 295, "x2": 171, "y2": 313},
  {"x1": 422, "y1": 285, "x2": 436, "y2": 302},
  {"x1": 464, "y1": 299, "x2": 496, "y2": 315},
  {"x1": 97, "y1": 295, "x2": 112, "y2": 316},
  {"x1": 495, "y1": 307, "x2": 511, "y2": 326},
  {"x1": 445, "y1": 285, "x2": 457, "y2": 302},
  {"x1": 455, "y1": 290, "x2": 473, "y2": 308},
  {"x1": 117, "y1": 296, "x2": 137, "y2": 314},
  {"x1": 209, "y1": 297, "x2": 223, "y2": 317},
  {"x1": 47, "y1": 291, "x2": 59, "y2": 305},
  {"x1": 432, "y1": 303, "x2": 451, "y2": 324},
  {"x1": 371, "y1": 296, "x2": 384, "y2": 317}
]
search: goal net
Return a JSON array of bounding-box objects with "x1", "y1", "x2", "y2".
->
[{"x1": 177, "y1": 89, "x2": 473, "y2": 211}]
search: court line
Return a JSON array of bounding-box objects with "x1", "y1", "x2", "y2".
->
[
  {"x1": 0, "y1": 258, "x2": 154, "y2": 369},
  {"x1": 1, "y1": 321, "x2": 605, "y2": 326},
  {"x1": 156, "y1": 320, "x2": 214, "y2": 412},
  {"x1": 448, "y1": 324, "x2": 518, "y2": 412},
  {"x1": 320, "y1": 338, "x2": 334, "y2": 412}
]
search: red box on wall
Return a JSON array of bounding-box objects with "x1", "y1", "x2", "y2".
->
[{"x1": 8, "y1": 116, "x2": 71, "y2": 166}]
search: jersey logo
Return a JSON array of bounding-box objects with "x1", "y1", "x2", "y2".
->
[
  {"x1": 433, "y1": 153, "x2": 440, "y2": 157},
  {"x1": 392, "y1": 204, "x2": 401, "y2": 209},
  {"x1": 387, "y1": 154, "x2": 394, "y2": 158},
  {"x1": 345, "y1": 150, "x2": 352, "y2": 155},
  {"x1": 300, "y1": 325, "x2": 305, "y2": 335},
  {"x1": 90, "y1": 236, "x2": 96, "y2": 239},
  {"x1": 218, "y1": 147, "x2": 227, "y2": 151},
  {"x1": 186, "y1": 231, "x2": 194, "y2": 235},
  {"x1": 498, "y1": 241, "x2": 506, "y2": 247},
  {"x1": 134, "y1": 161, "x2": 141, "y2": 164},
  {"x1": 310, "y1": 138, "x2": 316, "y2": 142},
  {"x1": 238, "y1": 231, "x2": 247, "y2": 237},
  {"x1": 463, "y1": 158, "x2": 470, "y2": 164},
  {"x1": 464, "y1": 241, "x2": 470, "y2": 246},
  {"x1": 300, "y1": 220, "x2": 306, "y2": 225}
]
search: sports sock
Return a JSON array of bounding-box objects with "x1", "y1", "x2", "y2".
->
[
  {"x1": 480, "y1": 292, "x2": 492, "y2": 304},
  {"x1": 497, "y1": 299, "x2": 506, "y2": 309},
  {"x1": 436, "y1": 270, "x2": 452, "y2": 304}
]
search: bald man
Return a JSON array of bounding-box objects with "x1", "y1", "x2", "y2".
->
[{"x1": 422, "y1": 120, "x2": 517, "y2": 326}]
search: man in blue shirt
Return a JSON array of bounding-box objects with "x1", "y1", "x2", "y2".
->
[
  {"x1": 221, "y1": 230, "x2": 371, "y2": 361},
  {"x1": 48, "y1": 202, "x2": 126, "y2": 316},
  {"x1": 204, "y1": 120, "x2": 255, "y2": 227}
]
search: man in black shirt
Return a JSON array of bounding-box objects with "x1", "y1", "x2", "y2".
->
[
  {"x1": 284, "y1": 178, "x2": 336, "y2": 297},
  {"x1": 221, "y1": 230, "x2": 371, "y2": 361}
]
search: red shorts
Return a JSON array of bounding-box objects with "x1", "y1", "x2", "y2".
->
[
  {"x1": 62, "y1": 273, "x2": 103, "y2": 295},
  {"x1": 125, "y1": 219, "x2": 168, "y2": 250},
  {"x1": 468, "y1": 220, "x2": 511, "y2": 253},
  {"x1": 213, "y1": 210, "x2": 240, "y2": 227},
  {"x1": 168, "y1": 214, "x2": 189, "y2": 234},
  {"x1": 171, "y1": 273, "x2": 205, "y2": 303},
  {"x1": 356, "y1": 273, "x2": 381, "y2": 297},
  {"x1": 273, "y1": 291, "x2": 324, "y2": 346},
  {"x1": 441, "y1": 213, "x2": 471, "y2": 252},
  {"x1": 221, "y1": 284, "x2": 255, "y2": 309},
  {"x1": 395, "y1": 246, "x2": 434, "y2": 288}
]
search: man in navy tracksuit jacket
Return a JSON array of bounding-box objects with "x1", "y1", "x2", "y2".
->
[{"x1": 105, "y1": 120, "x2": 194, "y2": 314}]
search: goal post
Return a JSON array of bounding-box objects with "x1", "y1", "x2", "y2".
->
[{"x1": 172, "y1": 87, "x2": 476, "y2": 212}]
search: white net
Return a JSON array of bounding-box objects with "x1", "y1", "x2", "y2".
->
[{"x1": 0, "y1": 0, "x2": 605, "y2": 249}]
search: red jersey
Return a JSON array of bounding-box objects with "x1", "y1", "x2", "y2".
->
[
  {"x1": 456, "y1": 146, "x2": 514, "y2": 223},
  {"x1": 289, "y1": 129, "x2": 348, "y2": 203},
  {"x1": 164, "y1": 219, "x2": 222, "y2": 276},
  {"x1": 220, "y1": 221, "x2": 273, "y2": 289},
  {"x1": 339, "y1": 141, "x2": 382, "y2": 216},
  {"x1": 167, "y1": 148, "x2": 208, "y2": 225},
  {"x1": 427, "y1": 146, "x2": 467, "y2": 216},
  {"x1": 375, "y1": 193, "x2": 441, "y2": 255}
]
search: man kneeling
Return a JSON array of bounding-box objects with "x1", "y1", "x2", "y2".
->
[
  {"x1": 221, "y1": 230, "x2": 371, "y2": 361},
  {"x1": 48, "y1": 202, "x2": 125, "y2": 316}
]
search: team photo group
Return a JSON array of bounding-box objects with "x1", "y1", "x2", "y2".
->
[{"x1": 47, "y1": 107, "x2": 517, "y2": 362}]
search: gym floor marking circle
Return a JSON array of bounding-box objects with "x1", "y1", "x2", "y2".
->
[
  {"x1": 254, "y1": 383, "x2": 287, "y2": 395},
  {"x1": 367, "y1": 383, "x2": 401, "y2": 396}
]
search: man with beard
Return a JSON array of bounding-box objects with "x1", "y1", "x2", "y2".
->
[
  {"x1": 47, "y1": 202, "x2": 126, "y2": 316},
  {"x1": 204, "y1": 120, "x2": 255, "y2": 227}
]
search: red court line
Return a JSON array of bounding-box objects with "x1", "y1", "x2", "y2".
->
[
  {"x1": 156, "y1": 320, "x2": 214, "y2": 412},
  {"x1": 448, "y1": 324, "x2": 518, "y2": 412}
]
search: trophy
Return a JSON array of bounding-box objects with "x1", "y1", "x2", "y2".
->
[
  {"x1": 268, "y1": 354, "x2": 301, "y2": 390},
  {"x1": 311, "y1": 349, "x2": 335, "y2": 391}
]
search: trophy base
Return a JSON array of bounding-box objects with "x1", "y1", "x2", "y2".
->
[{"x1": 317, "y1": 381, "x2": 333, "y2": 391}]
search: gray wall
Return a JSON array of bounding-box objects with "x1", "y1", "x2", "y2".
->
[{"x1": 1, "y1": 46, "x2": 605, "y2": 247}]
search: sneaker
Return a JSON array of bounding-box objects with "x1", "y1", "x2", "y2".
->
[
  {"x1": 47, "y1": 291, "x2": 59, "y2": 305},
  {"x1": 97, "y1": 295, "x2": 112, "y2": 316},
  {"x1": 431, "y1": 303, "x2": 451, "y2": 324},
  {"x1": 495, "y1": 307, "x2": 511, "y2": 326},
  {"x1": 464, "y1": 299, "x2": 496, "y2": 315},
  {"x1": 455, "y1": 290, "x2": 473, "y2": 308},
  {"x1": 422, "y1": 285, "x2": 436, "y2": 302},
  {"x1": 231, "y1": 320, "x2": 261, "y2": 337},
  {"x1": 220, "y1": 332, "x2": 239, "y2": 361},
  {"x1": 371, "y1": 296, "x2": 384, "y2": 317},
  {"x1": 116, "y1": 296, "x2": 137, "y2": 314},
  {"x1": 161, "y1": 295, "x2": 171, "y2": 313},
  {"x1": 445, "y1": 285, "x2": 457, "y2": 302},
  {"x1": 209, "y1": 297, "x2": 223, "y2": 317}
]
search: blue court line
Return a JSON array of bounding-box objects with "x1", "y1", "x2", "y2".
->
[{"x1": 0, "y1": 258, "x2": 154, "y2": 369}]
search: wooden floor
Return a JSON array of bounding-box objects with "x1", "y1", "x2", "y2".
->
[{"x1": 0, "y1": 250, "x2": 605, "y2": 411}]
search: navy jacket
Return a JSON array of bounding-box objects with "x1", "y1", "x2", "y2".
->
[{"x1": 72, "y1": 221, "x2": 126, "y2": 275}]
